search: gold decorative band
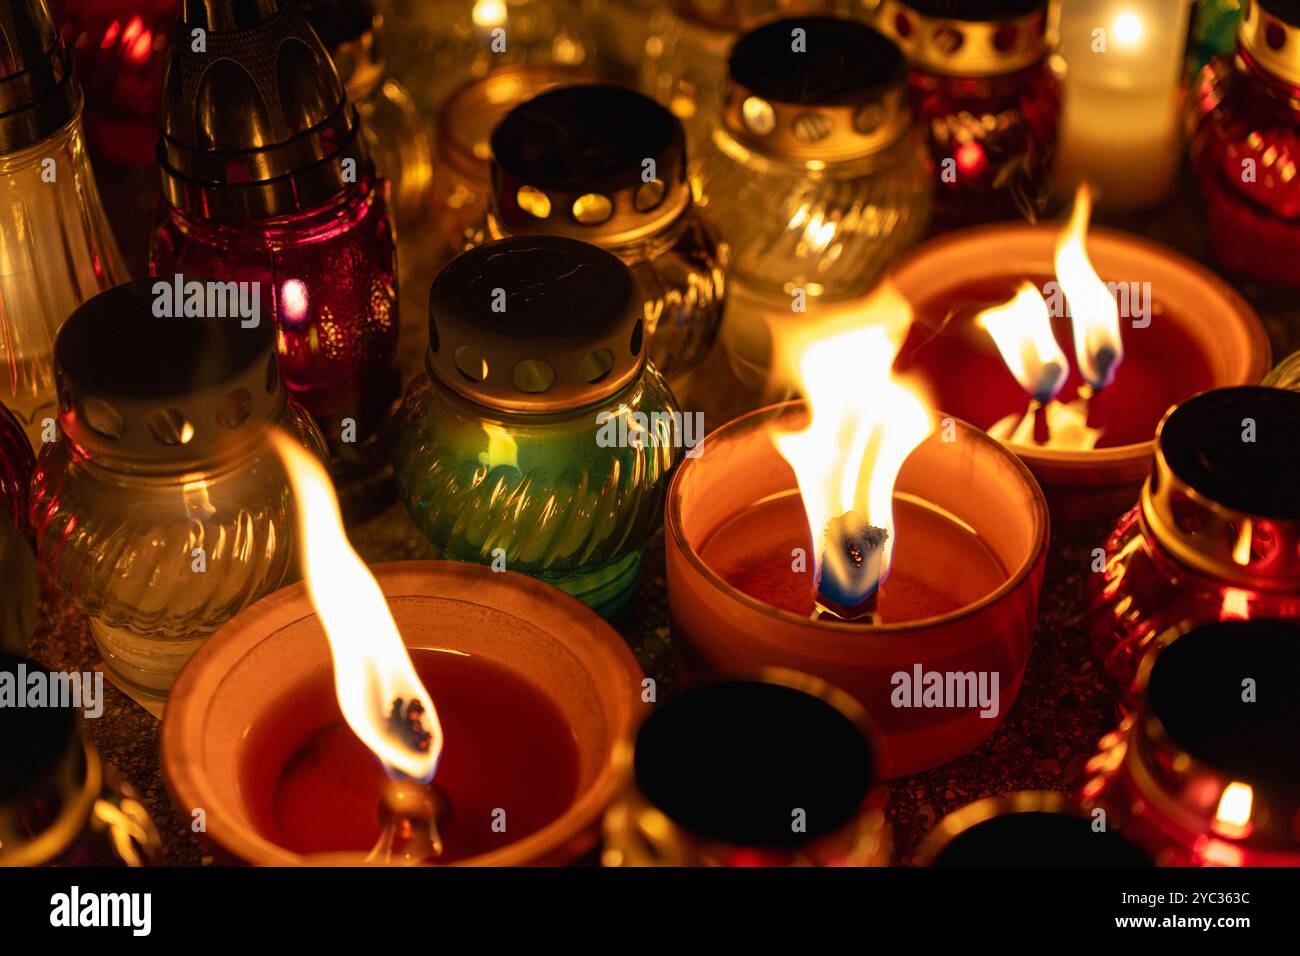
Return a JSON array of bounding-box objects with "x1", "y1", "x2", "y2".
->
[
  {"x1": 722, "y1": 79, "x2": 913, "y2": 163},
  {"x1": 863, "y1": 0, "x2": 1055, "y2": 77},
  {"x1": 1239, "y1": 0, "x2": 1300, "y2": 87}
]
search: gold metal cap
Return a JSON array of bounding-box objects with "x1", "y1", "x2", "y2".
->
[
  {"x1": 490, "y1": 84, "x2": 691, "y2": 247},
  {"x1": 602, "y1": 669, "x2": 890, "y2": 866},
  {"x1": 1141, "y1": 387, "x2": 1300, "y2": 588},
  {"x1": 159, "y1": 0, "x2": 371, "y2": 220},
  {"x1": 862, "y1": 0, "x2": 1054, "y2": 77},
  {"x1": 1240, "y1": 0, "x2": 1300, "y2": 87},
  {"x1": 0, "y1": 0, "x2": 81, "y2": 154},
  {"x1": 723, "y1": 16, "x2": 913, "y2": 163},
  {"x1": 427, "y1": 237, "x2": 647, "y2": 414}
]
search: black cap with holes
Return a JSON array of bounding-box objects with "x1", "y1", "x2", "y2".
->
[
  {"x1": 53, "y1": 278, "x2": 286, "y2": 466},
  {"x1": 427, "y1": 237, "x2": 646, "y2": 413}
]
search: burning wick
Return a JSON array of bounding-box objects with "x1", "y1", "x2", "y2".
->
[{"x1": 816, "y1": 513, "x2": 888, "y2": 622}]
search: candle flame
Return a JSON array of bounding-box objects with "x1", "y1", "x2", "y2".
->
[
  {"x1": 1213, "y1": 782, "x2": 1253, "y2": 836},
  {"x1": 772, "y1": 284, "x2": 932, "y2": 601},
  {"x1": 1056, "y1": 183, "x2": 1123, "y2": 391},
  {"x1": 270, "y1": 432, "x2": 443, "y2": 783},
  {"x1": 977, "y1": 282, "x2": 1069, "y2": 404}
]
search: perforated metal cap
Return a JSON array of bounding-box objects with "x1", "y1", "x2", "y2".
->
[
  {"x1": 427, "y1": 237, "x2": 646, "y2": 413},
  {"x1": 158, "y1": 0, "x2": 370, "y2": 220},
  {"x1": 866, "y1": 1, "x2": 1054, "y2": 77},
  {"x1": 490, "y1": 84, "x2": 691, "y2": 247},
  {"x1": 54, "y1": 278, "x2": 287, "y2": 468},
  {"x1": 0, "y1": 0, "x2": 81, "y2": 153},
  {"x1": 724, "y1": 16, "x2": 912, "y2": 162}
]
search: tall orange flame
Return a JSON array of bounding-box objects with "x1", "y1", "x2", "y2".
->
[
  {"x1": 1055, "y1": 183, "x2": 1123, "y2": 390},
  {"x1": 772, "y1": 284, "x2": 932, "y2": 602},
  {"x1": 977, "y1": 281, "x2": 1069, "y2": 404},
  {"x1": 271, "y1": 433, "x2": 443, "y2": 783}
]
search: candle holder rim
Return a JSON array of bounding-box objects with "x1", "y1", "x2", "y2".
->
[
  {"x1": 886, "y1": 221, "x2": 1272, "y2": 465},
  {"x1": 665, "y1": 399, "x2": 1050, "y2": 635},
  {"x1": 162, "y1": 559, "x2": 644, "y2": 867}
]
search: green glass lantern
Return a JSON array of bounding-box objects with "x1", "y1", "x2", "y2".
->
[{"x1": 393, "y1": 236, "x2": 683, "y2": 617}]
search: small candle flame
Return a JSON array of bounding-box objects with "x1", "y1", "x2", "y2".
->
[
  {"x1": 1213, "y1": 781, "x2": 1253, "y2": 835},
  {"x1": 1056, "y1": 183, "x2": 1123, "y2": 391},
  {"x1": 977, "y1": 282, "x2": 1069, "y2": 404},
  {"x1": 772, "y1": 284, "x2": 932, "y2": 611},
  {"x1": 271, "y1": 432, "x2": 443, "y2": 783}
]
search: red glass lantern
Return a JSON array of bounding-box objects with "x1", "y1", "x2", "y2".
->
[
  {"x1": 149, "y1": 0, "x2": 400, "y2": 520},
  {"x1": 1083, "y1": 619, "x2": 1300, "y2": 867},
  {"x1": 1190, "y1": 0, "x2": 1300, "y2": 289},
  {"x1": 867, "y1": 0, "x2": 1061, "y2": 230},
  {"x1": 0, "y1": 400, "x2": 33, "y2": 533},
  {"x1": 52, "y1": 0, "x2": 178, "y2": 168},
  {"x1": 1089, "y1": 387, "x2": 1300, "y2": 711}
]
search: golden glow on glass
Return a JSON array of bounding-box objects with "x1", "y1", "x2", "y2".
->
[{"x1": 516, "y1": 185, "x2": 553, "y2": 219}]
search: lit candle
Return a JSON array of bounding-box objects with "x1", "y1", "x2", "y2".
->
[{"x1": 1053, "y1": 0, "x2": 1194, "y2": 209}]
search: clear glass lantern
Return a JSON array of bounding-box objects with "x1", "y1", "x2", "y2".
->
[
  {"x1": 469, "y1": 83, "x2": 726, "y2": 395},
  {"x1": 29, "y1": 280, "x2": 328, "y2": 704},
  {"x1": 691, "y1": 15, "x2": 933, "y2": 390},
  {"x1": 0, "y1": 0, "x2": 127, "y2": 448},
  {"x1": 392, "y1": 236, "x2": 681, "y2": 618}
]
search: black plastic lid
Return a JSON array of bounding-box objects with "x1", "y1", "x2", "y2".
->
[
  {"x1": 1159, "y1": 387, "x2": 1300, "y2": 521},
  {"x1": 729, "y1": 16, "x2": 907, "y2": 106},
  {"x1": 633, "y1": 680, "x2": 875, "y2": 847},
  {"x1": 1147, "y1": 620, "x2": 1300, "y2": 793},
  {"x1": 0, "y1": 653, "x2": 79, "y2": 803},
  {"x1": 930, "y1": 811, "x2": 1154, "y2": 866}
]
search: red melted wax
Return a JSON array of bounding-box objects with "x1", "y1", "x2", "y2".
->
[
  {"x1": 893, "y1": 277, "x2": 1217, "y2": 448},
  {"x1": 240, "y1": 649, "x2": 580, "y2": 863}
]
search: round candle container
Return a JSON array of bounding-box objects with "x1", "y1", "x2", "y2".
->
[
  {"x1": 692, "y1": 15, "x2": 933, "y2": 392},
  {"x1": 0, "y1": 398, "x2": 33, "y2": 532},
  {"x1": 603, "y1": 670, "x2": 890, "y2": 866},
  {"x1": 865, "y1": 0, "x2": 1061, "y2": 231},
  {"x1": 1190, "y1": 0, "x2": 1300, "y2": 290},
  {"x1": 429, "y1": 66, "x2": 600, "y2": 270},
  {"x1": 1089, "y1": 387, "x2": 1300, "y2": 710},
  {"x1": 914, "y1": 791, "x2": 1152, "y2": 866},
  {"x1": 29, "y1": 279, "x2": 328, "y2": 705},
  {"x1": 665, "y1": 401, "x2": 1049, "y2": 777},
  {"x1": 889, "y1": 223, "x2": 1271, "y2": 520},
  {"x1": 392, "y1": 236, "x2": 681, "y2": 619},
  {"x1": 1082, "y1": 620, "x2": 1300, "y2": 867},
  {"x1": 0, "y1": 652, "x2": 163, "y2": 866},
  {"x1": 474, "y1": 83, "x2": 726, "y2": 394},
  {"x1": 162, "y1": 561, "x2": 644, "y2": 866}
]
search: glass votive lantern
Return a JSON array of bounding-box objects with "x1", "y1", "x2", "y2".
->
[
  {"x1": 1190, "y1": 0, "x2": 1300, "y2": 291},
  {"x1": 0, "y1": 652, "x2": 163, "y2": 866},
  {"x1": 1263, "y1": 349, "x2": 1300, "y2": 390},
  {"x1": 640, "y1": 0, "x2": 833, "y2": 155},
  {"x1": 915, "y1": 791, "x2": 1153, "y2": 866},
  {"x1": 691, "y1": 16, "x2": 933, "y2": 391},
  {"x1": 1082, "y1": 619, "x2": 1300, "y2": 867},
  {"x1": 429, "y1": 66, "x2": 599, "y2": 270},
  {"x1": 1088, "y1": 387, "x2": 1300, "y2": 712},
  {"x1": 301, "y1": 0, "x2": 432, "y2": 226},
  {"x1": 602, "y1": 671, "x2": 890, "y2": 866},
  {"x1": 392, "y1": 236, "x2": 681, "y2": 618},
  {"x1": 29, "y1": 280, "x2": 328, "y2": 705},
  {"x1": 0, "y1": 0, "x2": 127, "y2": 448},
  {"x1": 862, "y1": 0, "x2": 1061, "y2": 230},
  {"x1": 0, "y1": 399, "x2": 34, "y2": 532},
  {"x1": 149, "y1": 0, "x2": 400, "y2": 520},
  {"x1": 474, "y1": 83, "x2": 726, "y2": 394}
]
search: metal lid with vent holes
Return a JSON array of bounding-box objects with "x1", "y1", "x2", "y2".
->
[
  {"x1": 0, "y1": 0, "x2": 82, "y2": 154},
  {"x1": 864, "y1": 1, "x2": 1054, "y2": 77},
  {"x1": 54, "y1": 279, "x2": 286, "y2": 468},
  {"x1": 427, "y1": 237, "x2": 646, "y2": 414},
  {"x1": 490, "y1": 84, "x2": 691, "y2": 248},
  {"x1": 724, "y1": 16, "x2": 912, "y2": 163}
]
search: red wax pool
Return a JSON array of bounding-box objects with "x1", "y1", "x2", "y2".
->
[
  {"x1": 700, "y1": 492, "x2": 1007, "y2": 622},
  {"x1": 240, "y1": 649, "x2": 581, "y2": 863},
  {"x1": 894, "y1": 277, "x2": 1217, "y2": 448}
]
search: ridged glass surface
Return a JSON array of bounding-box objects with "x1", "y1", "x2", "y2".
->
[
  {"x1": 393, "y1": 367, "x2": 680, "y2": 605},
  {"x1": 30, "y1": 403, "x2": 325, "y2": 642},
  {"x1": 0, "y1": 119, "x2": 126, "y2": 447}
]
